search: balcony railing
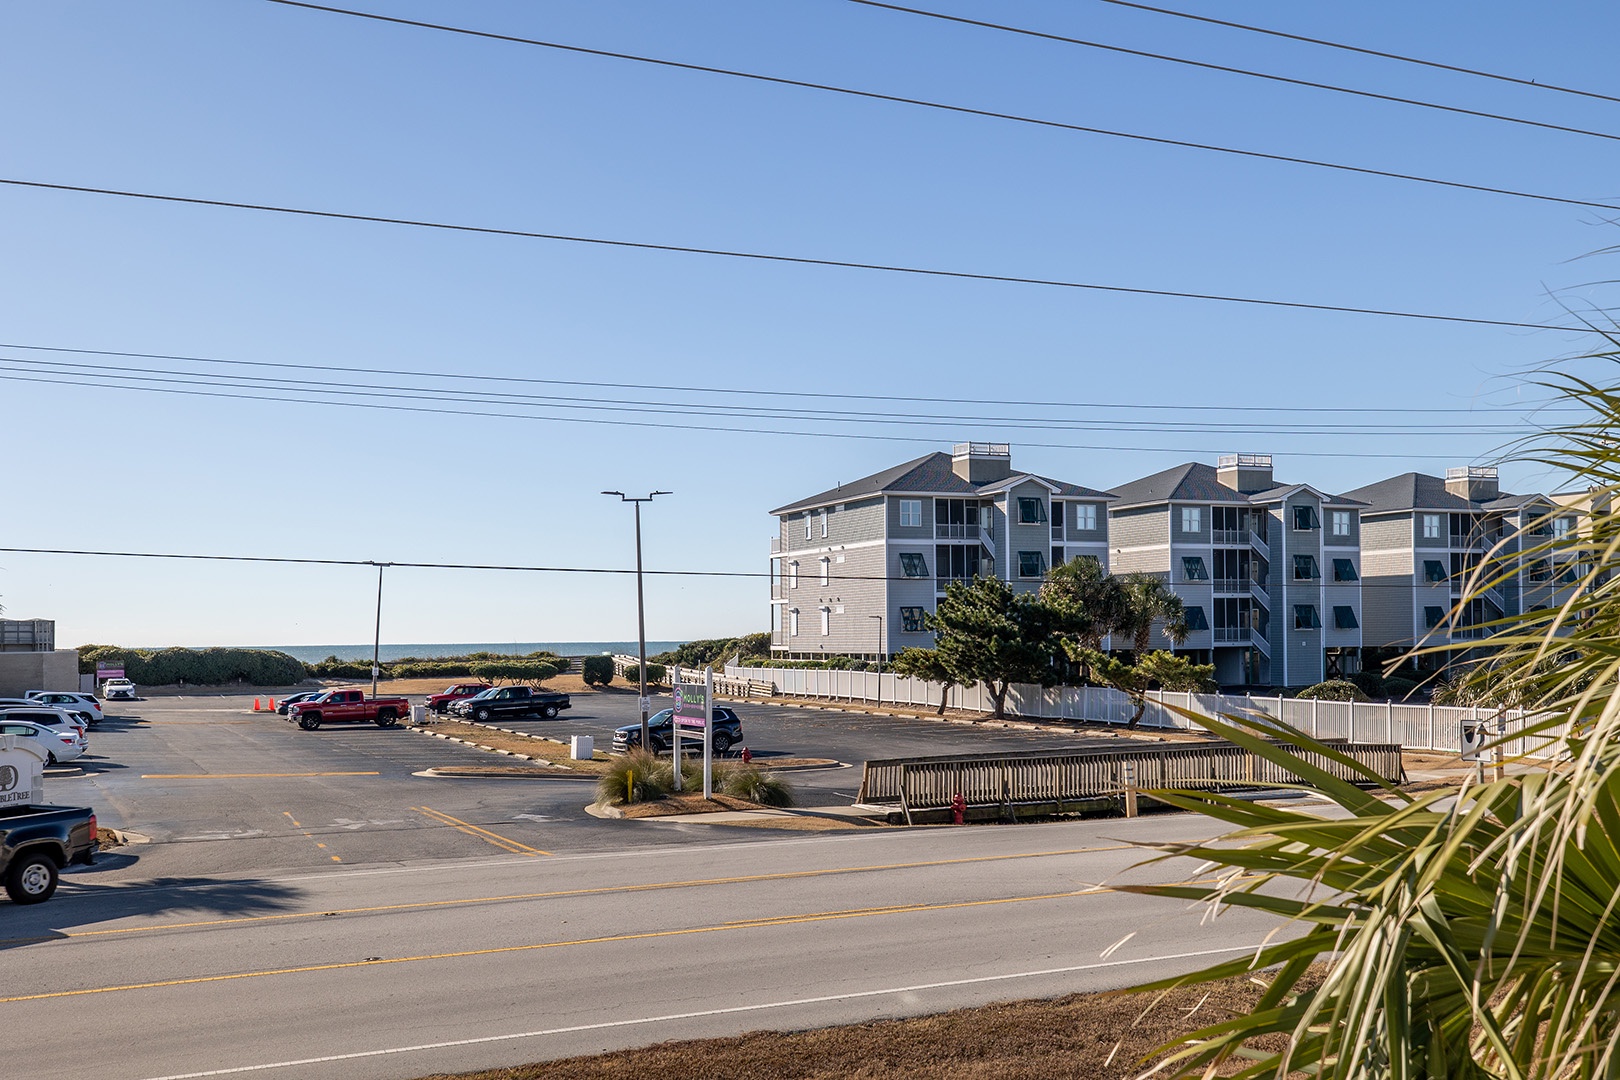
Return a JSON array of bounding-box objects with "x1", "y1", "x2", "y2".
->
[
  {"x1": 1212, "y1": 529, "x2": 1244, "y2": 545},
  {"x1": 1213, "y1": 627, "x2": 1252, "y2": 643},
  {"x1": 771, "y1": 538, "x2": 782, "y2": 554},
  {"x1": 1212, "y1": 577, "x2": 1246, "y2": 593},
  {"x1": 935, "y1": 524, "x2": 974, "y2": 539}
]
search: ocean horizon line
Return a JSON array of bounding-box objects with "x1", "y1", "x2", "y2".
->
[{"x1": 98, "y1": 641, "x2": 690, "y2": 664}]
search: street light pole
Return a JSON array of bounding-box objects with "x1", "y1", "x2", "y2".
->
[
  {"x1": 603, "y1": 491, "x2": 671, "y2": 750},
  {"x1": 370, "y1": 562, "x2": 390, "y2": 699},
  {"x1": 868, "y1": 613, "x2": 883, "y2": 704}
]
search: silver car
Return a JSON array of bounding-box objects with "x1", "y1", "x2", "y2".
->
[{"x1": 0, "y1": 717, "x2": 87, "y2": 765}]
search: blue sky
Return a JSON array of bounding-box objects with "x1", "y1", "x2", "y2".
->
[{"x1": 3, "y1": 0, "x2": 1617, "y2": 648}]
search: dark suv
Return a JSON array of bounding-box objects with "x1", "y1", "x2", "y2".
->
[{"x1": 612, "y1": 707, "x2": 743, "y2": 755}]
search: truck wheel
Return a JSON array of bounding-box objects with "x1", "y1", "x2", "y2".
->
[
  {"x1": 649, "y1": 736, "x2": 666, "y2": 753},
  {"x1": 5, "y1": 852, "x2": 59, "y2": 905},
  {"x1": 376, "y1": 709, "x2": 398, "y2": 728},
  {"x1": 712, "y1": 733, "x2": 733, "y2": 755},
  {"x1": 299, "y1": 715, "x2": 321, "y2": 731},
  {"x1": 473, "y1": 707, "x2": 493, "y2": 722},
  {"x1": 542, "y1": 704, "x2": 559, "y2": 719}
]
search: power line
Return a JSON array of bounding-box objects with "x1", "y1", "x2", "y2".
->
[
  {"x1": 252, "y1": 2, "x2": 1620, "y2": 217},
  {"x1": 0, "y1": 370, "x2": 1484, "y2": 460},
  {"x1": 1094, "y1": 0, "x2": 1620, "y2": 108},
  {"x1": 849, "y1": 0, "x2": 1620, "y2": 146},
  {"x1": 0, "y1": 355, "x2": 1535, "y2": 435},
  {"x1": 0, "y1": 545, "x2": 1533, "y2": 589},
  {"x1": 0, "y1": 341, "x2": 1565, "y2": 416},
  {"x1": 0, "y1": 178, "x2": 1587, "y2": 333}
]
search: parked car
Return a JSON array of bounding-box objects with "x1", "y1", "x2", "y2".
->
[
  {"x1": 25, "y1": 692, "x2": 103, "y2": 726},
  {"x1": 101, "y1": 678, "x2": 137, "y2": 701},
  {"x1": 0, "y1": 718, "x2": 86, "y2": 765},
  {"x1": 612, "y1": 706, "x2": 743, "y2": 755},
  {"x1": 0, "y1": 803, "x2": 97, "y2": 904},
  {"x1": 0, "y1": 705, "x2": 89, "y2": 737},
  {"x1": 426, "y1": 683, "x2": 493, "y2": 715},
  {"x1": 449, "y1": 686, "x2": 571, "y2": 722},
  {"x1": 285, "y1": 689, "x2": 413, "y2": 731},
  {"x1": 275, "y1": 691, "x2": 327, "y2": 715}
]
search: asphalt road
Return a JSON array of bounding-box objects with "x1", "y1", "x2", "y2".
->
[{"x1": 6, "y1": 816, "x2": 1282, "y2": 1080}]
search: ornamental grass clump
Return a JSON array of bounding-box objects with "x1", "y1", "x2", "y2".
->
[
  {"x1": 595, "y1": 749, "x2": 667, "y2": 806},
  {"x1": 717, "y1": 763, "x2": 794, "y2": 807}
]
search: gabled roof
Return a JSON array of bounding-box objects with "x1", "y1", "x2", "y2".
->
[
  {"x1": 1343, "y1": 472, "x2": 1547, "y2": 515},
  {"x1": 770, "y1": 452, "x2": 1114, "y2": 515},
  {"x1": 1107, "y1": 462, "x2": 1250, "y2": 509},
  {"x1": 1245, "y1": 482, "x2": 1367, "y2": 507}
]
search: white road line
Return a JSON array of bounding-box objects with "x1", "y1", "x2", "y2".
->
[{"x1": 136, "y1": 944, "x2": 1259, "y2": 1080}]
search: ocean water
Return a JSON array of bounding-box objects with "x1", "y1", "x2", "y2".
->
[{"x1": 243, "y1": 642, "x2": 688, "y2": 663}]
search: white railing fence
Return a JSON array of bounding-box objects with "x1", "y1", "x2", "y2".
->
[{"x1": 723, "y1": 664, "x2": 1565, "y2": 755}]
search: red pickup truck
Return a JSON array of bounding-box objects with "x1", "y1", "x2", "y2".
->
[{"x1": 286, "y1": 689, "x2": 411, "y2": 731}]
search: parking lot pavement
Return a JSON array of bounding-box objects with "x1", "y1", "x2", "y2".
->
[{"x1": 42, "y1": 691, "x2": 1122, "y2": 887}]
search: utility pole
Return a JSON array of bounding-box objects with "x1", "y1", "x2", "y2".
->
[
  {"x1": 603, "y1": 491, "x2": 671, "y2": 750},
  {"x1": 370, "y1": 562, "x2": 390, "y2": 699}
]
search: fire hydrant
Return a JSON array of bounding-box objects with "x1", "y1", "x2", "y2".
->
[
  {"x1": 951, "y1": 792, "x2": 965, "y2": 826},
  {"x1": 741, "y1": 746, "x2": 752, "y2": 764}
]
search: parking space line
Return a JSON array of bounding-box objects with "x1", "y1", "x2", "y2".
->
[
  {"x1": 414, "y1": 806, "x2": 550, "y2": 857},
  {"x1": 142, "y1": 772, "x2": 381, "y2": 779}
]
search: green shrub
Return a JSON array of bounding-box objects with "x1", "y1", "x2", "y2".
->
[
  {"x1": 1345, "y1": 671, "x2": 1387, "y2": 698},
  {"x1": 595, "y1": 750, "x2": 668, "y2": 805},
  {"x1": 623, "y1": 663, "x2": 667, "y2": 686},
  {"x1": 1384, "y1": 676, "x2": 1421, "y2": 702},
  {"x1": 581, "y1": 656, "x2": 615, "y2": 687},
  {"x1": 468, "y1": 660, "x2": 559, "y2": 685},
  {"x1": 79, "y1": 645, "x2": 308, "y2": 686},
  {"x1": 717, "y1": 763, "x2": 794, "y2": 806},
  {"x1": 1295, "y1": 680, "x2": 1371, "y2": 702}
]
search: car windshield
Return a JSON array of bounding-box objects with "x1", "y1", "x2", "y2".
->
[
  {"x1": 648, "y1": 709, "x2": 675, "y2": 725},
  {"x1": 467, "y1": 688, "x2": 498, "y2": 700}
]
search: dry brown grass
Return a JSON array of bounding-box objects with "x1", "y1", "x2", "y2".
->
[
  {"x1": 415, "y1": 971, "x2": 1312, "y2": 1080},
  {"x1": 422, "y1": 720, "x2": 615, "y2": 775}
]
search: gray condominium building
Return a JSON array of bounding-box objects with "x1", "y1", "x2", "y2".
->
[
  {"x1": 1106, "y1": 454, "x2": 1365, "y2": 688},
  {"x1": 1343, "y1": 467, "x2": 1579, "y2": 665},
  {"x1": 768, "y1": 443, "x2": 1114, "y2": 660}
]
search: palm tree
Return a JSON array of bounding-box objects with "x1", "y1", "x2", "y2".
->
[
  {"x1": 1120, "y1": 359, "x2": 1620, "y2": 1079},
  {"x1": 1119, "y1": 572, "x2": 1190, "y2": 658}
]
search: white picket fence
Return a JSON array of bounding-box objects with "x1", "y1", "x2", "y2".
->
[{"x1": 723, "y1": 664, "x2": 1564, "y2": 755}]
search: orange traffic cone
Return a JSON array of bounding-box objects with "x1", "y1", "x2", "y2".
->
[
  {"x1": 253, "y1": 698, "x2": 262, "y2": 712},
  {"x1": 268, "y1": 698, "x2": 277, "y2": 711}
]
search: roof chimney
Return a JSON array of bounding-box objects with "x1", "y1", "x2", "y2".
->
[
  {"x1": 1216, "y1": 453, "x2": 1273, "y2": 494},
  {"x1": 952, "y1": 442, "x2": 1012, "y2": 484},
  {"x1": 1445, "y1": 466, "x2": 1499, "y2": 503}
]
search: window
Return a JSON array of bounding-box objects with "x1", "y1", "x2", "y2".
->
[
  {"x1": 1527, "y1": 559, "x2": 1552, "y2": 583},
  {"x1": 1332, "y1": 558, "x2": 1358, "y2": 582},
  {"x1": 1181, "y1": 556, "x2": 1209, "y2": 581},
  {"x1": 1293, "y1": 604, "x2": 1321, "y2": 629},
  {"x1": 900, "y1": 606, "x2": 926, "y2": 632},
  {"x1": 820, "y1": 509, "x2": 828, "y2": 538},
  {"x1": 1292, "y1": 505, "x2": 1321, "y2": 531},
  {"x1": 789, "y1": 609, "x2": 799, "y2": 636},
  {"x1": 1424, "y1": 606, "x2": 1445, "y2": 629},
  {"x1": 1333, "y1": 606, "x2": 1359, "y2": 629},
  {"x1": 1183, "y1": 606, "x2": 1209, "y2": 631},
  {"x1": 1181, "y1": 506, "x2": 1202, "y2": 534},
  {"x1": 899, "y1": 499, "x2": 922, "y2": 528},
  {"x1": 1050, "y1": 500, "x2": 1064, "y2": 539},
  {"x1": 820, "y1": 607, "x2": 831, "y2": 636},
  {"x1": 899, "y1": 552, "x2": 929, "y2": 578},
  {"x1": 1331, "y1": 511, "x2": 1352, "y2": 537},
  {"x1": 805, "y1": 512, "x2": 813, "y2": 539},
  {"x1": 819, "y1": 557, "x2": 830, "y2": 585},
  {"x1": 1422, "y1": 514, "x2": 1441, "y2": 539},
  {"x1": 1051, "y1": 547, "x2": 1064, "y2": 571},
  {"x1": 1423, "y1": 560, "x2": 1447, "y2": 583},
  {"x1": 1553, "y1": 516, "x2": 1574, "y2": 540},
  {"x1": 789, "y1": 561, "x2": 799, "y2": 589},
  {"x1": 1018, "y1": 551, "x2": 1046, "y2": 578},
  {"x1": 1017, "y1": 497, "x2": 1048, "y2": 524},
  {"x1": 1076, "y1": 504, "x2": 1097, "y2": 531},
  {"x1": 1292, "y1": 554, "x2": 1320, "y2": 580},
  {"x1": 1558, "y1": 561, "x2": 1579, "y2": 585}
]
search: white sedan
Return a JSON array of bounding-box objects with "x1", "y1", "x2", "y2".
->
[
  {"x1": 26, "y1": 691, "x2": 103, "y2": 725},
  {"x1": 0, "y1": 717, "x2": 86, "y2": 765}
]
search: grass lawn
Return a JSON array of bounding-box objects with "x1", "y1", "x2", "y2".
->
[{"x1": 414, "y1": 970, "x2": 1307, "y2": 1079}]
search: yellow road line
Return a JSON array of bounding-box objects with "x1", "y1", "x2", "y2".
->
[
  {"x1": 142, "y1": 772, "x2": 381, "y2": 779},
  {"x1": 415, "y1": 805, "x2": 550, "y2": 857},
  {"x1": 7, "y1": 846, "x2": 1131, "y2": 946},
  {"x1": 0, "y1": 887, "x2": 1106, "y2": 1004},
  {"x1": 285, "y1": 810, "x2": 342, "y2": 864}
]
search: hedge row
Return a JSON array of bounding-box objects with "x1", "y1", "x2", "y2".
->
[{"x1": 78, "y1": 647, "x2": 572, "y2": 687}]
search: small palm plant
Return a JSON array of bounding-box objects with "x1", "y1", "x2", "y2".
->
[{"x1": 1121, "y1": 358, "x2": 1620, "y2": 1079}]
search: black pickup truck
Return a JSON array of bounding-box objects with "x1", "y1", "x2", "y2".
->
[
  {"x1": 1, "y1": 803, "x2": 97, "y2": 904},
  {"x1": 450, "y1": 686, "x2": 572, "y2": 722}
]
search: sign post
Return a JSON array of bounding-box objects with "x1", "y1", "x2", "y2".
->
[{"x1": 672, "y1": 668, "x2": 714, "y2": 798}]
